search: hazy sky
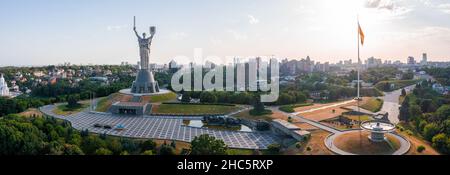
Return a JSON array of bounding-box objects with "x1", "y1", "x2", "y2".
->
[{"x1": 1, "y1": 0, "x2": 450, "y2": 66}]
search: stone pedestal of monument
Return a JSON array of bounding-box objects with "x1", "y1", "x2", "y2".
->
[{"x1": 131, "y1": 69, "x2": 160, "y2": 94}]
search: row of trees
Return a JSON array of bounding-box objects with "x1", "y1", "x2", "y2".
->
[
  {"x1": 32, "y1": 75, "x2": 134, "y2": 99},
  {"x1": 0, "y1": 96, "x2": 53, "y2": 116},
  {"x1": 399, "y1": 82, "x2": 450, "y2": 154},
  {"x1": 424, "y1": 67, "x2": 450, "y2": 86}
]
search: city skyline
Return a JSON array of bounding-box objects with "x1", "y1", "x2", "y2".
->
[{"x1": 1, "y1": 0, "x2": 450, "y2": 66}]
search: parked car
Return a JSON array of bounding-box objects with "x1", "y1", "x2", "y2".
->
[
  {"x1": 103, "y1": 125, "x2": 112, "y2": 129},
  {"x1": 94, "y1": 123, "x2": 102, "y2": 128}
]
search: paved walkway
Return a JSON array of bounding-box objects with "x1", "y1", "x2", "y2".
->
[
  {"x1": 40, "y1": 105, "x2": 278, "y2": 150},
  {"x1": 381, "y1": 85, "x2": 416, "y2": 124},
  {"x1": 291, "y1": 100, "x2": 355, "y2": 115}
]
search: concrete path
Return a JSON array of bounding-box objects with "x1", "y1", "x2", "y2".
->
[
  {"x1": 381, "y1": 85, "x2": 415, "y2": 124},
  {"x1": 291, "y1": 100, "x2": 355, "y2": 115}
]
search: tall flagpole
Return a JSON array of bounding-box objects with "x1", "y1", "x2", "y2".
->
[
  {"x1": 357, "y1": 16, "x2": 361, "y2": 100},
  {"x1": 357, "y1": 15, "x2": 362, "y2": 149}
]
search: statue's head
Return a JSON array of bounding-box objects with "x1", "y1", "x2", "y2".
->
[{"x1": 143, "y1": 33, "x2": 147, "y2": 38}]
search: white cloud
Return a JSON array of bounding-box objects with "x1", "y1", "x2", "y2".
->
[
  {"x1": 247, "y1": 15, "x2": 259, "y2": 24},
  {"x1": 364, "y1": 0, "x2": 413, "y2": 19},
  {"x1": 419, "y1": 0, "x2": 450, "y2": 14},
  {"x1": 365, "y1": 0, "x2": 395, "y2": 10},
  {"x1": 437, "y1": 3, "x2": 450, "y2": 14}
]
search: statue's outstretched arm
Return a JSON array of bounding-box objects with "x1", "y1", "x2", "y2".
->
[{"x1": 134, "y1": 27, "x2": 142, "y2": 39}]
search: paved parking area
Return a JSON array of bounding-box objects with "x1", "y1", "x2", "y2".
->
[{"x1": 40, "y1": 105, "x2": 277, "y2": 149}]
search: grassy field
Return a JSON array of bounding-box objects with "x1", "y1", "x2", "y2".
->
[
  {"x1": 334, "y1": 131, "x2": 401, "y2": 155},
  {"x1": 18, "y1": 108, "x2": 44, "y2": 118},
  {"x1": 226, "y1": 149, "x2": 254, "y2": 155},
  {"x1": 345, "y1": 115, "x2": 372, "y2": 121},
  {"x1": 53, "y1": 103, "x2": 89, "y2": 116},
  {"x1": 95, "y1": 97, "x2": 111, "y2": 112},
  {"x1": 360, "y1": 98, "x2": 384, "y2": 112},
  {"x1": 153, "y1": 104, "x2": 240, "y2": 115},
  {"x1": 278, "y1": 103, "x2": 313, "y2": 113},
  {"x1": 232, "y1": 110, "x2": 273, "y2": 121},
  {"x1": 141, "y1": 92, "x2": 177, "y2": 103}
]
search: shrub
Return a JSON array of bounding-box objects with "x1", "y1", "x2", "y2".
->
[
  {"x1": 140, "y1": 139, "x2": 156, "y2": 151},
  {"x1": 417, "y1": 145, "x2": 426, "y2": 153},
  {"x1": 94, "y1": 148, "x2": 113, "y2": 155},
  {"x1": 266, "y1": 144, "x2": 281, "y2": 154},
  {"x1": 159, "y1": 144, "x2": 175, "y2": 155},
  {"x1": 142, "y1": 150, "x2": 154, "y2": 155}
]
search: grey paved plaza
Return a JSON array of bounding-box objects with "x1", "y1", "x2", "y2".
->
[{"x1": 40, "y1": 105, "x2": 278, "y2": 149}]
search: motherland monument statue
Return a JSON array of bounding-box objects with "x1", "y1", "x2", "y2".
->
[{"x1": 131, "y1": 16, "x2": 160, "y2": 94}]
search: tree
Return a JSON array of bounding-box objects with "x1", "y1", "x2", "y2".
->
[
  {"x1": 120, "y1": 138, "x2": 139, "y2": 153},
  {"x1": 190, "y1": 134, "x2": 228, "y2": 155},
  {"x1": 266, "y1": 144, "x2": 281, "y2": 155},
  {"x1": 66, "y1": 94, "x2": 80, "y2": 108},
  {"x1": 140, "y1": 139, "x2": 156, "y2": 151},
  {"x1": 63, "y1": 144, "x2": 84, "y2": 155},
  {"x1": 445, "y1": 120, "x2": 450, "y2": 136},
  {"x1": 170, "y1": 140, "x2": 176, "y2": 148},
  {"x1": 106, "y1": 139, "x2": 123, "y2": 155},
  {"x1": 142, "y1": 150, "x2": 154, "y2": 155},
  {"x1": 401, "y1": 88, "x2": 407, "y2": 96},
  {"x1": 94, "y1": 148, "x2": 113, "y2": 155},
  {"x1": 420, "y1": 99, "x2": 438, "y2": 113},
  {"x1": 81, "y1": 135, "x2": 106, "y2": 154},
  {"x1": 159, "y1": 144, "x2": 175, "y2": 155},
  {"x1": 399, "y1": 105, "x2": 410, "y2": 122},
  {"x1": 417, "y1": 145, "x2": 425, "y2": 153},
  {"x1": 436, "y1": 105, "x2": 450, "y2": 122},
  {"x1": 277, "y1": 93, "x2": 295, "y2": 105},
  {"x1": 423, "y1": 123, "x2": 440, "y2": 141},
  {"x1": 409, "y1": 104, "x2": 423, "y2": 119},
  {"x1": 181, "y1": 92, "x2": 191, "y2": 103},
  {"x1": 250, "y1": 95, "x2": 269, "y2": 116},
  {"x1": 200, "y1": 92, "x2": 217, "y2": 103},
  {"x1": 432, "y1": 133, "x2": 448, "y2": 154}
]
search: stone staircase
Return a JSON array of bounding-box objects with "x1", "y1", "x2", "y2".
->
[{"x1": 130, "y1": 95, "x2": 142, "y2": 103}]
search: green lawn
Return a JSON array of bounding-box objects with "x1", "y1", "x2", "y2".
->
[
  {"x1": 53, "y1": 103, "x2": 89, "y2": 116},
  {"x1": 345, "y1": 115, "x2": 372, "y2": 121},
  {"x1": 278, "y1": 103, "x2": 313, "y2": 113},
  {"x1": 141, "y1": 92, "x2": 177, "y2": 103},
  {"x1": 153, "y1": 104, "x2": 240, "y2": 115},
  {"x1": 361, "y1": 98, "x2": 384, "y2": 112},
  {"x1": 95, "y1": 97, "x2": 111, "y2": 112},
  {"x1": 232, "y1": 110, "x2": 273, "y2": 122},
  {"x1": 226, "y1": 149, "x2": 254, "y2": 155}
]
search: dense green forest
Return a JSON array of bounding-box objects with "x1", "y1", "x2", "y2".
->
[{"x1": 399, "y1": 80, "x2": 450, "y2": 154}]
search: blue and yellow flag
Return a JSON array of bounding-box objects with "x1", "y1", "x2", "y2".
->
[{"x1": 358, "y1": 23, "x2": 365, "y2": 46}]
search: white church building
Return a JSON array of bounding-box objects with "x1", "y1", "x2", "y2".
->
[{"x1": 0, "y1": 74, "x2": 10, "y2": 97}]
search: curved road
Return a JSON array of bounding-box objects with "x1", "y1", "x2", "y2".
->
[{"x1": 380, "y1": 85, "x2": 415, "y2": 124}]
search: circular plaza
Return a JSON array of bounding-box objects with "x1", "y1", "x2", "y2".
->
[{"x1": 325, "y1": 129, "x2": 410, "y2": 155}]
